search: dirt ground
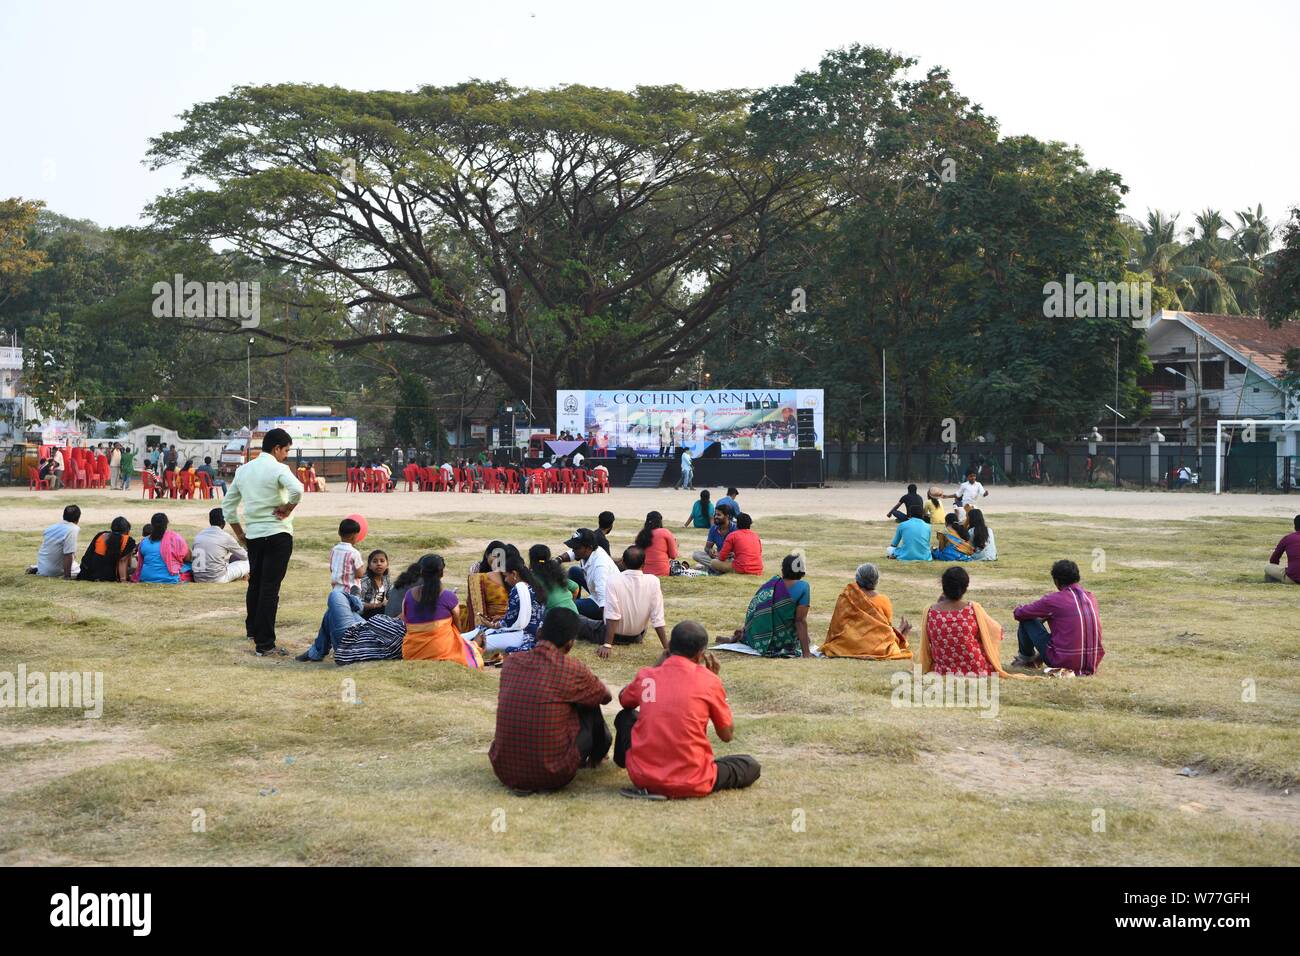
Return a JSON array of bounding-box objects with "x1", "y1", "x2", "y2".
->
[{"x1": 3, "y1": 480, "x2": 1297, "y2": 533}]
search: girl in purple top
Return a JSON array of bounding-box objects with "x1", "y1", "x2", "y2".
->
[{"x1": 1012, "y1": 559, "x2": 1104, "y2": 675}]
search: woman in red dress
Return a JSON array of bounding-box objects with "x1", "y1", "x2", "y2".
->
[{"x1": 920, "y1": 566, "x2": 1018, "y2": 677}]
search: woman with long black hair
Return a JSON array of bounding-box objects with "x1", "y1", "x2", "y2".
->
[
  {"x1": 636, "y1": 511, "x2": 677, "y2": 577},
  {"x1": 401, "y1": 554, "x2": 483, "y2": 666},
  {"x1": 529, "y1": 544, "x2": 579, "y2": 613},
  {"x1": 463, "y1": 553, "x2": 544, "y2": 654}
]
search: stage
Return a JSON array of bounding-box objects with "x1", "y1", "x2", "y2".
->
[{"x1": 581, "y1": 453, "x2": 823, "y2": 489}]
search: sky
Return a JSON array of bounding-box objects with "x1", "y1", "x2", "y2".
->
[{"x1": 3, "y1": 0, "x2": 1297, "y2": 236}]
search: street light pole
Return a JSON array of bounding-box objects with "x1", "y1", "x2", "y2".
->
[{"x1": 246, "y1": 338, "x2": 254, "y2": 432}]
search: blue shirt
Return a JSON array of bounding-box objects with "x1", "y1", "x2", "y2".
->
[
  {"x1": 787, "y1": 579, "x2": 811, "y2": 606},
  {"x1": 716, "y1": 496, "x2": 738, "y2": 517},
  {"x1": 890, "y1": 518, "x2": 933, "y2": 561},
  {"x1": 706, "y1": 523, "x2": 732, "y2": 551}
]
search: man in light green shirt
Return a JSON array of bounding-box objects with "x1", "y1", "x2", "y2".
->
[{"x1": 223, "y1": 428, "x2": 304, "y2": 656}]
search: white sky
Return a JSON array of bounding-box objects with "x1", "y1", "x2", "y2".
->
[{"x1": 3, "y1": 0, "x2": 1296, "y2": 235}]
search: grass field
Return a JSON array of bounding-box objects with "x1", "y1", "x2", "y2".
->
[{"x1": 1, "y1": 487, "x2": 1298, "y2": 865}]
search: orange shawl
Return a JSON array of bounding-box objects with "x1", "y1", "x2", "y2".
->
[
  {"x1": 463, "y1": 571, "x2": 509, "y2": 629},
  {"x1": 821, "y1": 584, "x2": 912, "y2": 660},
  {"x1": 403, "y1": 615, "x2": 484, "y2": 669},
  {"x1": 918, "y1": 601, "x2": 1034, "y2": 680}
]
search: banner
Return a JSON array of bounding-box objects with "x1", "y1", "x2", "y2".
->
[{"x1": 555, "y1": 389, "x2": 824, "y2": 459}]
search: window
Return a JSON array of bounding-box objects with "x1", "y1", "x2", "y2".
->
[
  {"x1": 1200, "y1": 361, "x2": 1225, "y2": 389},
  {"x1": 1228, "y1": 359, "x2": 1247, "y2": 375}
]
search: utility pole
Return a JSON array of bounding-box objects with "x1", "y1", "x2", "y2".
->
[{"x1": 1194, "y1": 335, "x2": 1203, "y2": 471}]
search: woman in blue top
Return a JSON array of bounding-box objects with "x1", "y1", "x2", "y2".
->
[
  {"x1": 462, "y1": 554, "x2": 544, "y2": 655},
  {"x1": 683, "y1": 489, "x2": 715, "y2": 529},
  {"x1": 134, "y1": 512, "x2": 193, "y2": 583},
  {"x1": 727, "y1": 553, "x2": 812, "y2": 657}
]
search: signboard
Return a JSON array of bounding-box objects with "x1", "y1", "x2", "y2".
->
[{"x1": 555, "y1": 389, "x2": 824, "y2": 459}]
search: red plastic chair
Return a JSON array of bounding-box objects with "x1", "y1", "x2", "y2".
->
[
  {"x1": 505, "y1": 470, "x2": 520, "y2": 494},
  {"x1": 28, "y1": 466, "x2": 50, "y2": 491},
  {"x1": 141, "y1": 471, "x2": 158, "y2": 498},
  {"x1": 197, "y1": 472, "x2": 215, "y2": 499}
]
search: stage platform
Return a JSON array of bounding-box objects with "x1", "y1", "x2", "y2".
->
[{"x1": 582, "y1": 455, "x2": 821, "y2": 489}]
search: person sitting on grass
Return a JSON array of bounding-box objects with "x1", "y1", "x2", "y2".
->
[
  {"x1": 132, "y1": 513, "x2": 193, "y2": 583},
  {"x1": 886, "y1": 504, "x2": 932, "y2": 561},
  {"x1": 357, "y1": 549, "x2": 391, "y2": 618},
  {"x1": 614, "y1": 620, "x2": 761, "y2": 800},
  {"x1": 530, "y1": 544, "x2": 580, "y2": 612},
  {"x1": 31, "y1": 505, "x2": 81, "y2": 579},
  {"x1": 1265, "y1": 514, "x2": 1300, "y2": 584},
  {"x1": 931, "y1": 512, "x2": 977, "y2": 561},
  {"x1": 191, "y1": 507, "x2": 250, "y2": 583},
  {"x1": 76, "y1": 516, "x2": 137, "y2": 583},
  {"x1": 716, "y1": 487, "x2": 740, "y2": 519},
  {"x1": 489, "y1": 607, "x2": 613, "y2": 795},
  {"x1": 557, "y1": 528, "x2": 619, "y2": 623},
  {"x1": 924, "y1": 485, "x2": 946, "y2": 529},
  {"x1": 716, "y1": 553, "x2": 813, "y2": 658},
  {"x1": 309, "y1": 560, "x2": 418, "y2": 664},
  {"x1": 462, "y1": 554, "x2": 544, "y2": 656},
  {"x1": 691, "y1": 506, "x2": 734, "y2": 568},
  {"x1": 821, "y1": 562, "x2": 913, "y2": 660},
  {"x1": 636, "y1": 510, "x2": 678, "y2": 577},
  {"x1": 702, "y1": 511, "x2": 764, "y2": 576},
  {"x1": 1011, "y1": 559, "x2": 1104, "y2": 674},
  {"x1": 920, "y1": 567, "x2": 1027, "y2": 678},
  {"x1": 965, "y1": 509, "x2": 996, "y2": 561},
  {"x1": 592, "y1": 546, "x2": 668, "y2": 659},
  {"x1": 399, "y1": 554, "x2": 484, "y2": 667},
  {"x1": 684, "y1": 489, "x2": 715, "y2": 529},
  {"x1": 887, "y1": 483, "x2": 924, "y2": 523}
]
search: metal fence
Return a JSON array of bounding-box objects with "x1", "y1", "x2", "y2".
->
[{"x1": 824, "y1": 442, "x2": 1297, "y2": 493}]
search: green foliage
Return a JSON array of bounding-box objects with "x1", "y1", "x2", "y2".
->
[{"x1": 127, "y1": 400, "x2": 213, "y2": 436}]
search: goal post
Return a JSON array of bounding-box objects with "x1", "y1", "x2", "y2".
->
[{"x1": 1213, "y1": 419, "x2": 1300, "y2": 494}]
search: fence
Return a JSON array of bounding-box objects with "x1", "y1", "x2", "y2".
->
[{"x1": 824, "y1": 442, "x2": 1297, "y2": 493}]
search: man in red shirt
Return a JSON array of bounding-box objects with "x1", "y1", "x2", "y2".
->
[
  {"x1": 614, "y1": 620, "x2": 760, "y2": 799},
  {"x1": 489, "y1": 607, "x2": 613, "y2": 794},
  {"x1": 703, "y1": 512, "x2": 764, "y2": 576},
  {"x1": 1265, "y1": 514, "x2": 1300, "y2": 584}
]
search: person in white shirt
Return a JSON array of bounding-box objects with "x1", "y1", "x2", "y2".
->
[
  {"x1": 677, "y1": 448, "x2": 693, "y2": 490},
  {"x1": 192, "y1": 507, "x2": 251, "y2": 583},
  {"x1": 330, "y1": 518, "x2": 366, "y2": 592},
  {"x1": 558, "y1": 528, "x2": 619, "y2": 622},
  {"x1": 572, "y1": 450, "x2": 585, "y2": 469},
  {"x1": 109, "y1": 444, "x2": 122, "y2": 489},
  {"x1": 953, "y1": 470, "x2": 988, "y2": 511},
  {"x1": 33, "y1": 505, "x2": 81, "y2": 578},
  {"x1": 594, "y1": 547, "x2": 668, "y2": 658}
]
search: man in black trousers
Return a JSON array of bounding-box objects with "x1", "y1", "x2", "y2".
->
[{"x1": 222, "y1": 428, "x2": 304, "y2": 657}]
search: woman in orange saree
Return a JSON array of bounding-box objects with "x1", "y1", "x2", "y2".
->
[
  {"x1": 821, "y1": 563, "x2": 913, "y2": 660},
  {"x1": 463, "y1": 541, "x2": 513, "y2": 630}
]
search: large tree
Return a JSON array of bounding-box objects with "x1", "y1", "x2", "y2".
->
[{"x1": 145, "y1": 81, "x2": 826, "y2": 419}]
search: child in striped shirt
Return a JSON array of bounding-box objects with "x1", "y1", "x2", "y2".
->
[{"x1": 330, "y1": 517, "x2": 366, "y2": 593}]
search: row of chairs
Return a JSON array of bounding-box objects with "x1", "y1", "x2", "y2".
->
[
  {"x1": 141, "y1": 470, "x2": 221, "y2": 500},
  {"x1": 28, "y1": 461, "x2": 110, "y2": 491},
  {"x1": 385, "y1": 464, "x2": 610, "y2": 494}
]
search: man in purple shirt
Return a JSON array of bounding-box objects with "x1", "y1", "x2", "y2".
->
[
  {"x1": 1011, "y1": 559, "x2": 1105, "y2": 675},
  {"x1": 1265, "y1": 514, "x2": 1300, "y2": 584}
]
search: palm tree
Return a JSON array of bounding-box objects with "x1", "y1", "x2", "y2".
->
[
  {"x1": 1176, "y1": 209, "x2": 1260, "y2": 314},
  {"x1": 1132, "y1": 210, "x2": 1193, "y2": 308},
  {"x1": 1232, "y1": 204, "x2": 1274, "y2": 267}
]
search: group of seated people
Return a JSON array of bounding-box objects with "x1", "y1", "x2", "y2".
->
[
  {"x1": 144, "y1": 456, "x2": 228, "y2": 499},
  {"x1": 886, "y1": 483, "x2": 996, "y2": 562},
  {"x1": 29, "y1": 505, "x2": 250, "y2": 584}
]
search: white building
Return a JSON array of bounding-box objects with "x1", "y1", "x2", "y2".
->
[{"x1": 1139, "y1": 310, "x2": 1300, "y2": 483}]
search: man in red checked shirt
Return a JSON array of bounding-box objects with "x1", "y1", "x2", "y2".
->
[
  {"x1": 489, "y1": 607, "x2": 612, "y2": 795},
  {"x1": 614, "y1": 620, "x2": 760, "y2": 799}
]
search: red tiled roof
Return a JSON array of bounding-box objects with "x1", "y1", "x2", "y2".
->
[{"x1": 1178, "y1": 312, "x2": 1300, "y2": 379}]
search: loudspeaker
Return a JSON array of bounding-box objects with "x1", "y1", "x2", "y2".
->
[
  {"x1": 792, "y1": 448, "x2": 822, "y2": 487},
  {"x1": 615, "y1": 446, "x2": 638, "y2": 463},
  {"x1": 796, "y1": 408, "x2": 817, "y2": 449}
]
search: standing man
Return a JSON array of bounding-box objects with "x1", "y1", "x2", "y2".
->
[
  {"x1": 109, "y1": 443, "x2": 122, "y2": 491},
  {"x1": 119, "y1": 443, "x2": 134, "y2": 491},
  {"x1": 223, "y1": 428, "x2": 304, "y2": 657},
  {"x1": 678, "y1": 447, "x2": 693, "y2": 490},
  {"x1": 164, "y1": 443, "x2": 178, "y2": 472}
]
